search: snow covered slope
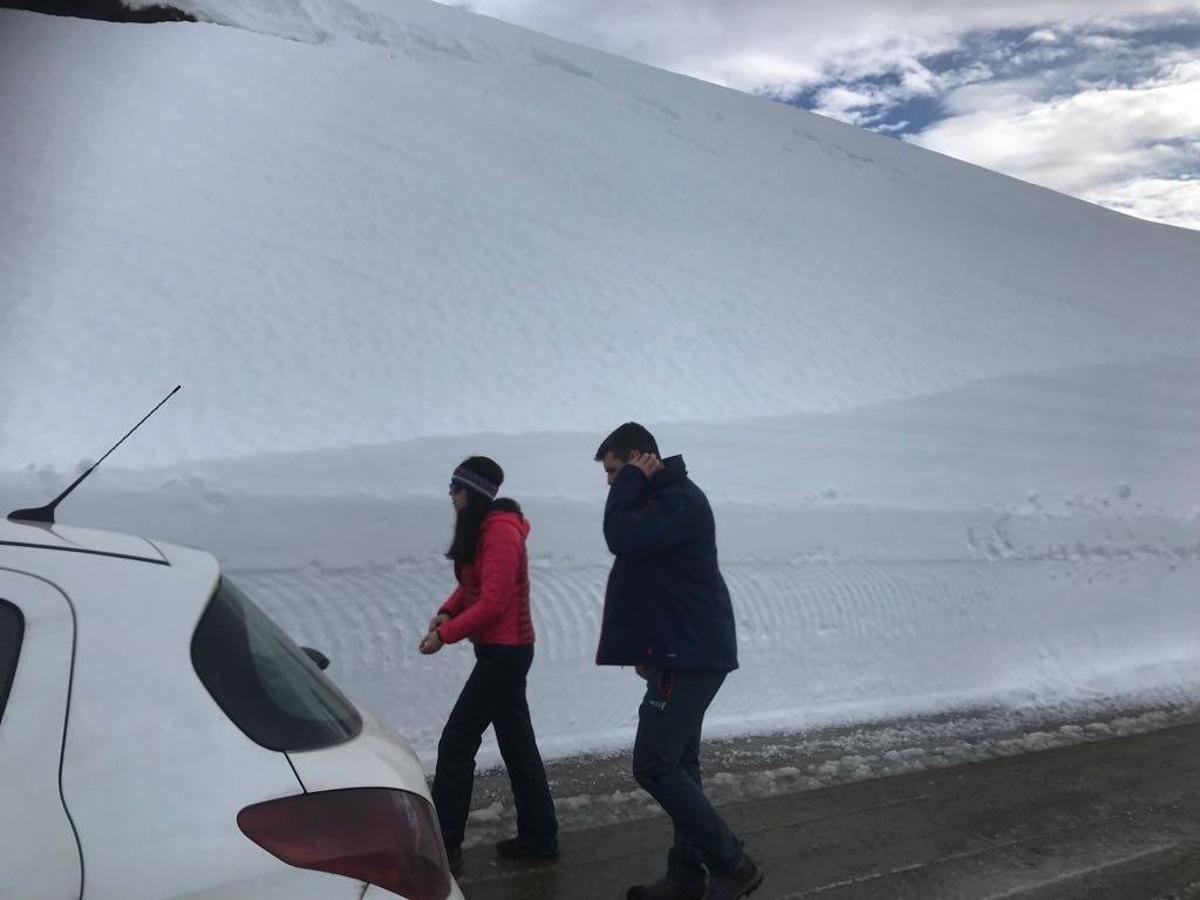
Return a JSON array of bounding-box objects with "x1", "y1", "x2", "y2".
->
[
  {"x1": 2, "y1": 0, "x2": 1199, "y2": 770},
  {"x1": 2, "y1": 2, "x2": 1198, "y2": 468}
]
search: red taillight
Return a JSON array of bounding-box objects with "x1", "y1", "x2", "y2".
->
[{"x1": 238, "y1": 787, "x2": 452, "y2": 899}]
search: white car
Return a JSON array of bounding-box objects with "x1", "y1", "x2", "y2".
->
[{"x1": 0, "y1": 516, "x2": 463, "y2": 900}]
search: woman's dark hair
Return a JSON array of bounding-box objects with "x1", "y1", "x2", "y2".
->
[{"x1": 447, "y1": 456, "x2": 521, "y2": 567}]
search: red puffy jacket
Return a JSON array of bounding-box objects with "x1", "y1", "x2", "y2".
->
[{"x1": 437, "y1": 510, "x2": 535, "y2": 646}]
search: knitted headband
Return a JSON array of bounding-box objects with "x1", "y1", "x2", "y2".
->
[{"x1": 452, "y1": 466, "x2": 500, "y2": 500}]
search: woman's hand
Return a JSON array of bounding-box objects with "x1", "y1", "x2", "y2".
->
[
  {"x1": 419, "y1": 630, "x2": 445, "y2": 654},
  {"x1": 428, "y1": 612, "x2": 451, "y2": 633}
]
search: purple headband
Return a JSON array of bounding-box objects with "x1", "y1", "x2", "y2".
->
[{"x1": 452, "y1": 466, "x2": 499, "y2": 500}]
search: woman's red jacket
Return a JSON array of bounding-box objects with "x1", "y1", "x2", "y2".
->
[{"x1": 437, "y1": 510, "x2": 535, "y2": 646}]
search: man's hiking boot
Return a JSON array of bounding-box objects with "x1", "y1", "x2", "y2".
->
[
  {"x1": 495, "y1": 836, "x2": 560, "y2": 861},
  {"x1": 703, "y1": 853, "x2": 763, "y2": 900},
  {"x1": 626, "y1": 875, "x2": 706, "y2": 900}
]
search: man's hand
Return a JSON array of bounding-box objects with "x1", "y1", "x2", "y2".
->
[
  {"x1": 428, "y1": 612, "x2": 450, "y2": 633},
  {"x1": 419, "y1": 630, "x2": 445, "y2": 654},
  {"x1": 628, "y1": 451, "x2": 664, "y2": 479}
]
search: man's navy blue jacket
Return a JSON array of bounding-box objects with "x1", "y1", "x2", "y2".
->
[{"x1": 596, "y1": 455, "x2": 738, "y2": 671}]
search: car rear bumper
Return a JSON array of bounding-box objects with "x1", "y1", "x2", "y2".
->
[{"x1": 362, "y1": 879, "x2": 465, "y2": 900}]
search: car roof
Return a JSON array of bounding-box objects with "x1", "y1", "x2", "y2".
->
[{"x1": 0, "y1": 517, "x2": 170, "y2": 566}]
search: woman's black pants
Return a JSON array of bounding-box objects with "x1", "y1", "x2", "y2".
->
[{"x1": 432, "y1": 643, "x2": 558, "y2": 851}]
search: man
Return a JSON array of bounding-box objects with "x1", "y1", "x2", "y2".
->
[{"x1": 595, "y1": 423, "x2": 763, "y2": 900}]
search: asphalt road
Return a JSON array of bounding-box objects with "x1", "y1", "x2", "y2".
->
[{"x1": 457, "y1": 722, "x2": 1200, "y2": 899}]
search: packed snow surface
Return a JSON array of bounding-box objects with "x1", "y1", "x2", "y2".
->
[{"x1": 2, "y1": 0, "x2": 1199, "y2": 768}]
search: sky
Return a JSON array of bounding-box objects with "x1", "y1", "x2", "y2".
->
[{"x1": 446, "y1": 1, "x2": 1200, "y2": 230}]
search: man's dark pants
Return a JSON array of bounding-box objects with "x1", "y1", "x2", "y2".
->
[
  {"x1": 633, "y1": 668, "x2": 742, "y2": 882},
  {"x1": 432, "y1": 643, "x2": 558, "y2": 852}
]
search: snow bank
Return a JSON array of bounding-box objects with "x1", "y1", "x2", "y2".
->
[
  {"x1": 2, "y1": 0, "x2": 1199, "y2": 768},
  {"x1": 5, "y1": 361, "x2": 1198, "y2": 766}
]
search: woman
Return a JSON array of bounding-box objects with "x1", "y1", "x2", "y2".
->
[{"x1": 419, "y1": 455, "x2": 559, "y2": 875}]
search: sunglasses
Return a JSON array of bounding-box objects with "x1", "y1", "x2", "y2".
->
[{"x1": 449, "y1": 482, "x2": 466, "y2": 494}]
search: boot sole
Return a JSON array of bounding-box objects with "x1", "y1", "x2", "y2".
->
[
  {"x1": 742, "y1": 871, "x2": 765, "y2": 897},
  {"x1": 495, "y1": 840, "x2": 560, "y2": 861},
  {"x1": 497, "y1": 850, "x2": 560, "y2": 863}
]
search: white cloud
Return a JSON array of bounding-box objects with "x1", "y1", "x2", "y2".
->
[
  {"x1": 808, "y1": 58, "x2": 997, "y2": 128},
  {"x1": 1090, "y1": 176, "x2": 1200, "y2": 228},
  {"x1": 911, "y1": 55, "x2": 1200, "y2": 224},
  {"x1": 1077, "y1": 33, "x2": 1125, "y2": 49}
]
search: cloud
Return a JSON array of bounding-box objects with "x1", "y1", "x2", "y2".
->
[
  {"x1": 910, "y1": 53, "x2": 1200, "y2": 226},
  {"x1": 1092, "y1": 174, "x2": 1200, "y2": 228},
  {"x1": 1028, "y1": 28, "x2": 1063, "y2": 42},
  {"x1": 807, "y1": 59, "x2": 996, "y2": 127}
]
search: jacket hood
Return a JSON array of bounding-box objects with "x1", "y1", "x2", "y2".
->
[
  {"x1": 484, "y1": 509, "x2": 531, "y2": 539},
  {"x1": 650, "y1": 454, "x2": 687, "y2": 488}
]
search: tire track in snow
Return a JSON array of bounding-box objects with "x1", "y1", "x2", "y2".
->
[{"x1": 231, "y1": 553, "x2": 1200, "y2": 763}]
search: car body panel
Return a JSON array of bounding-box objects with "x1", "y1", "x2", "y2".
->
[
  {"x1": 287, "y1": 708, "x2": 429, "y2": 798},
  {"x1": 168, "y1": 868, "x2": 371, "y2": 900},
  {"x1": 46, "y1": 540, "x2": 316, "y2": 899},
  {"x1": 0, "y1": 522, "x2": 165, "y2": 565},
  {"x1": 363, "y1": 884, "x2": 466, "y2": 900},
  {"x1": 0, "y1": 522, "x2": 458, "y2": 899},
  {"x1": 0, "y1": 567, "x2": 82, "y2": 900}
]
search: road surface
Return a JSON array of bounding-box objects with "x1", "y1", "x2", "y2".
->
[{"x1": 457, "y1": 722, "x2": 1200, "y2": 899}]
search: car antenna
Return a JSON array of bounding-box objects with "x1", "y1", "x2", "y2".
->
[{"x1": 7, "y1": 385, "x2": 182, "y2": 525}]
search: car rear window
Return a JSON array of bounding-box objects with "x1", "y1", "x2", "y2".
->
[
  {"x1": 191, "y1": 578, "x2": 362, "y2": 752},
  {"x1": 0, "y1": 600, "x2": 23, "y2": 728}
]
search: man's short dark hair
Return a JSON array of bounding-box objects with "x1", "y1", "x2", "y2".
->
[{"x1": 595, "y1": 422, "x2": 660, "y2": 462}]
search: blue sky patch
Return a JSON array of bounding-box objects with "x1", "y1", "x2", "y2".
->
[{"x1": 780, "y1": 15, "x2": 1200, "y2": 142}]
